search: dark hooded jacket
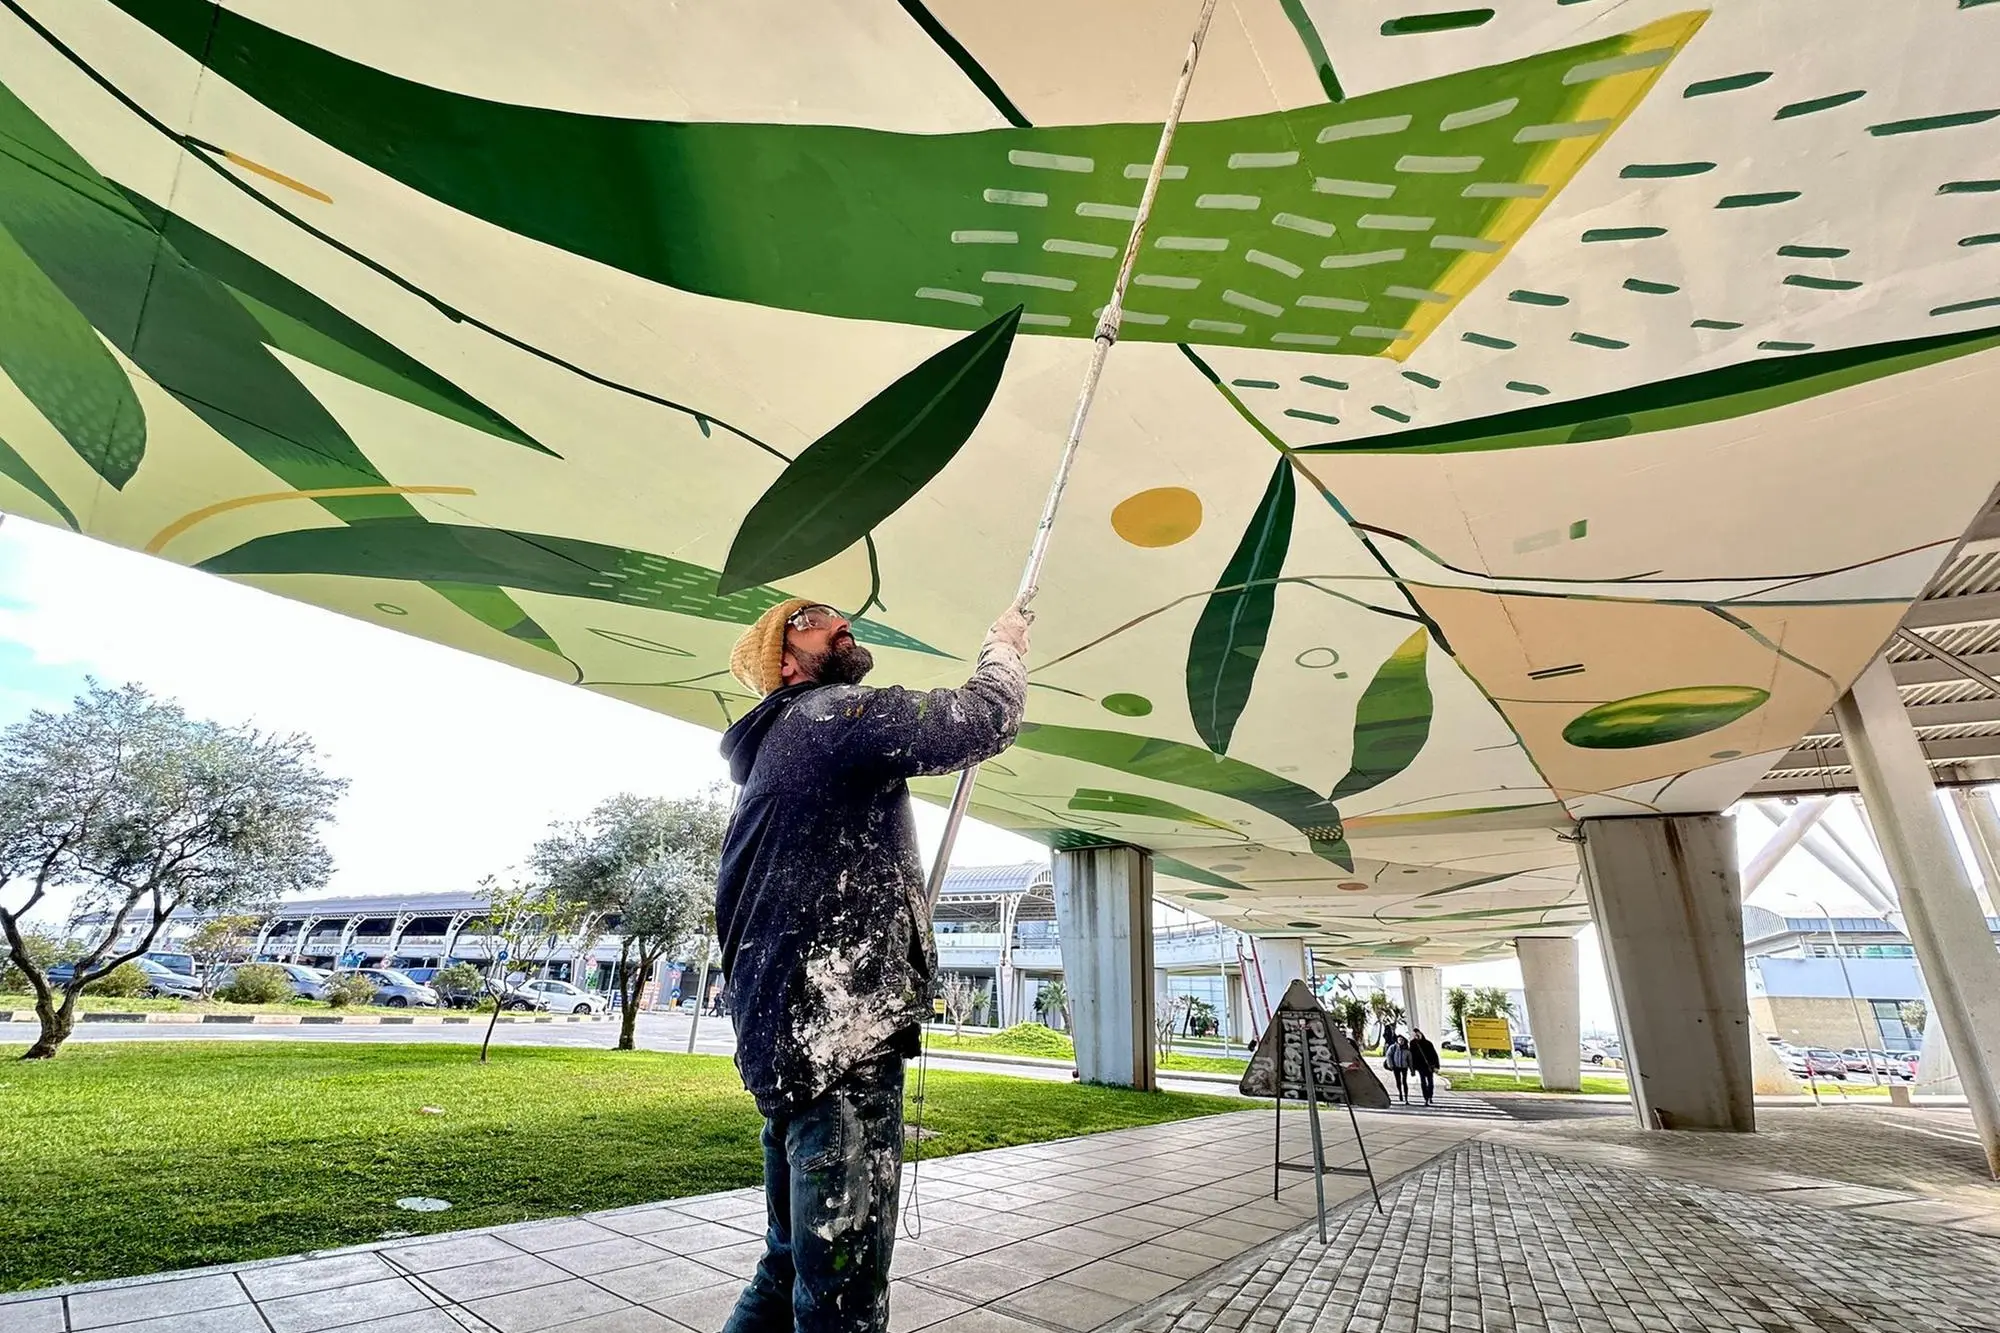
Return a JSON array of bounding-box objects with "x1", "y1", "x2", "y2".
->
[{"x1": 716, "y1": 640, "x2": 1026, "y2": 1117}]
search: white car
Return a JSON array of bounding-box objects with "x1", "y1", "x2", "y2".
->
[{"x1": 512, "y1": 978, "x2": 608, "y2": 1014}]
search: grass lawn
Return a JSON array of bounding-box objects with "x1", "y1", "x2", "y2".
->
[
  {"x1": 922, "y1": 1024, "x2": 1246, "y2": 1076},
  {"x1": 0, "y1": 991, "x2": 434, "y2": 1017},
  {"x1": 1442, "y1": 1072, "x2": 1632, "y2": 1096},
  {"x1": 0, "y1": 1040, "x2": 1240, "y2": 1292}
]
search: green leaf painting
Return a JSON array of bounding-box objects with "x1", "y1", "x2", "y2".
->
[
  {"x1": 1068, "y1": 789, "x2": 1242, "y2": 836},
  {"x1": 1014, "y1": 722, "x2": 1350, "y2": 868},
  {"x1": 719, "y1": 305, "x2": 1023, "y2": 594},
  {"x1": 0, "y1": 432, "x2": 75, "y2": 529},
  {"x1": 1297, "y1": 322, "x2": 2000, "y2": 455},
  {"x1": 0, "y1": 223, "x2": 145, "y2": 490},
  {"x1": 197, "y1": 519, "x2": 944, "y2": 654},
  {"x1": 105, "y1": 0, "x2": 1701, "y2": 357},
  {"x1": 1187, "y1": 459, "x2": 1294, "y2": 756},
  {"x1": 1329, "y1": 630, "x2": 1432, "y2": 801},
  {"x1": 1561, "y1": 686, "x2": 1769, "y2": 750}
]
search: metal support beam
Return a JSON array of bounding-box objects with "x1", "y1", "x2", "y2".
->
[
  {"x1": 1900, "y1": 591, "x2": 2000, "y2": 634},
  {"x1": 1894, "y1": 626, "x2": 2000, "y2": 696},
  {"x1": 1948, "y1": 787, "x2": 2000, "y2": 916},
  {"x1": 1742, "y1": 799, "x2": 1829, "y2": 896},
  {"x1": 1834, "y1": 657, "x2": 2000, "y2": 1176}
]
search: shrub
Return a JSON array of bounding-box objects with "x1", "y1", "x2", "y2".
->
[
  {"x1": 323, "y1": 972, "x2": 378, "y2": 1008},
  {"x1": 2, "y1": 927, "x2": 80, "y2": 993},
  {"x1": 434, "y1": 962, "x2": 483, "y2": 997},
  {"x1": 217, "y1": 964, "x2": 294, "y2": 1005},
  {"x1": 85, "y1": 963, "x2": 151, "y2": 998}
]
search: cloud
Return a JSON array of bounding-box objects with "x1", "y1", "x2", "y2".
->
[{"x1": 0, "y1": 518, "x2": 1044, "y2": 915}]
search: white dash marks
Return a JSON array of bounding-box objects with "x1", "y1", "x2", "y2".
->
[
  {"x1": 1462, "y1": 183, "x2": 1548, "y2": 200},
  {"x1": 983, "y1": 188, "x2": 1048, "y2": 207},
  {"x1": 1431, "y1": 235, "x2": 1501, "y2": 253},
  {"x1": 1562, "y1": 48, "x2": 1673, "y2": 85},
  {"x1": 1135, "y1": 274, "x2": 1202, "y2": 290},
  {"x1": 951, "y1": 230, "x2": 1018, "y2": 245},
  {"x1": 1439, "y1": 98, "x2": 1518, "y2": 131},
  {"x1": 982, "y1": 271, "x2": 1076, "y2": 291},
  {"x1": 1157, "y1": 236, "x2": 1229, "y2": 252},
  {"x1": 1513, "y1": 120, "x2": 1612, "y2": 143},
  {"x1": 1316, "y1": 114, "x2": 1412, "y2": 144},
  {"x1": 1296, "y1": 295, "x2": 1367, "y2": 312},
  {"x1": 1273, "y1": 212, "x2": 1337, "y2": 238},
  {"x1": 1222, "y1": 289, "x2": 1284, "y2": 317},
  {"x1": 1196, "y1": 194, "x2": 1261, "y2": 210},
  {"x1": 1008, "y1": 149, "x2": 1094, "y2": 172},
  {"x1": 1228, "y1": 150, "x2": 1300, "y2": 169},
  {"x1": 1313, "y1": 178, "x2": 1396, "y2": 199},
  {"x1": 1188, "y1": 319, "x2": 1246, "y2": 335},
  {"x1": 1076, "y1": 202, "x2": 1139, "y2": 221},
  {"x1": 1246, "y1": 250, "x2": 1304, "y2": 279},
  {"x1": 1320, "y1": 249, "x2": 1405, "y2": 269},
  {"x1": 1124, "y1": 163, "x2": 1190, "y2": 180},
  {"x1": 1383, "y1": 285, "x2": 1451, "y2": 303},
  {"x1": 1272, "y1": 332, "x2": 1343, "y2": 346},
  {"x1": 1044, "y1": 238, "x2": 1118, "y2": 258},
  {"x1": 1396, "y1": 155, "x2": 1483, "y2": 174},
  {"x1": 916, "y1": 288, "x2": 984, "y2": 306},
  {"x1": 1357, "y1": 214, "x2": 1435, "y2": 232}
]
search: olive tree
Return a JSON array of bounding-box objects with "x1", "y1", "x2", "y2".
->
[
  {"x1": 184, "y1": 912, "x2": 265, "y2": 996},
  {"x1": 534, "y1": 790, "x2": 727, "y2": 1052},
  {"x1": 0, "y1": 682, "x2": 344, "y2": 1058},
  {"x1": 465, "y1": 877, "x2": 584, "y2": 1062}
]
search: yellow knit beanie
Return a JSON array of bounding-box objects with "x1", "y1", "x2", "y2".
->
[{"x1": 729, "y1": 597, "x2": 815, "y2": 696}]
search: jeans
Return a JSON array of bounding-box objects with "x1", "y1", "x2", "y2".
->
[
  {"x1": 1417, "y1": 1068, "x2": 1435, "y2": 1103},
  {"x1": 1390, "y1": 1067, "x2": 1408, "y2": 1101},
  {"x1": 723, "y1": 1055, "x2": 905, "y2": 1333}
]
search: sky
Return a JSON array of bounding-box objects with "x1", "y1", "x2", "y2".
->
[{"x1": 1, "y1": 515, "x2": 1982, "y2": 1034}]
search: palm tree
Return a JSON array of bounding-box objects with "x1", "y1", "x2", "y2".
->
[
  {"x1": 1037, "y1": 980, "x2": 1071, "y2": 1032},
  {"x1": 1335, "y1": 996, "x2": 1368, "y2": 1050},
  {"x1": 1446, "y1": 985, "x2": 1470, "y2": 1043}
]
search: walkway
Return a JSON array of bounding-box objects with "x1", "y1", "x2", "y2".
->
[{"x1": 0, "y1": 1105, "x2": 1492, "y2": 1333}]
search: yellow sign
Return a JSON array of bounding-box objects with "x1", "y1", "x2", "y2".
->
[
  {"x1": 931, "y1": 997, "x2": 946, "y2": 1016},
  {"x1": 1465, "y1": 1016, "x2": 1512, "y2": 1051}
]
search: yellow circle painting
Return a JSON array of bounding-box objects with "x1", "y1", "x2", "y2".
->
[{"x1": 1111, "y1": 487, "x2": 1203, "y2": 548}]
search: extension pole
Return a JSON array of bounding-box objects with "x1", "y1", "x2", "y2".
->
[{"x1": 925, "y1": 0, "x2": 1222, "y2": 909}]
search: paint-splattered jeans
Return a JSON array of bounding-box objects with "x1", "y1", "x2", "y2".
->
[{"x1": 724, "y1": 1054, "x2": 905, "y2": 1333}]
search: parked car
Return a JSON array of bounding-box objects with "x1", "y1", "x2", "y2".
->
[
  {"x1": 136, "y1": 958, "x2": 202, "y2": 1000},
  {"x1": 510, "y1": 978, "x2": 608, "y2": 1014},
  {"x1": 1784, "y1": 1046, "x2": 1848, "y2": 1080},
  {"x1": 1581, "y1": 1040, "x2": 1622, "y2": 1065},
  {"x1": 337, "y1": 967, "x2": 439, "y2": 1008},
  {"x1": 143, "y1": 952, "x2": 197, "y2": 977},
  {"x1": 1439, "y1": 1035, "x2": 1466, "y2": 1052},
  {"x1": 212, "y1": 962, "x2": 330, "y2": 1001},
  {"x1": 1890, "y1": 1052, "x2": 1919, "y2": 1081},
  {"x1": 1512, "y1": 1035, "x2": 1536, "y2": 1058}
]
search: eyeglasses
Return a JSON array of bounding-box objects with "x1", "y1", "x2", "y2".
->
[{"x1": 785, "y1": 604, "x2": 849, "y2": 632}]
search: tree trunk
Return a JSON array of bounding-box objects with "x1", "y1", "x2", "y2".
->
[
  {"x1": 23, "y1": 991, "x2": 76, "y2": 1060},
  {"x1": 615, "y1": 940, "x2": 639, "y2": 1051},
  {"x1": 480, "y1": 992, "x2": 503, "y2": 1063}
]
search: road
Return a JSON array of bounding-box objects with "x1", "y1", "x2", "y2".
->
[{"x1": 0, "y1": 1012, "x2": 1246, "y2": 1096}]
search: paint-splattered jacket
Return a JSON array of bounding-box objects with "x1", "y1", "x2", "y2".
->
[{"x1": 716, "y1": 640, "x2": 1027, "y2": 1118}]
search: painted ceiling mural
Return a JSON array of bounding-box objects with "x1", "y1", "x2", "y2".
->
[{"x1": 2, "y1": 0, "x2": 1998, "y2": 964}]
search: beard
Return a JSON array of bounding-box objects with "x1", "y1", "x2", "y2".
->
[{"x1": 800, "y1": 632, "x2": 873, "y2": 685}]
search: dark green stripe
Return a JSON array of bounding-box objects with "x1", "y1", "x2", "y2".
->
[
  {"x1": 1623, "y1": 278, "x2": 1679, "y2": 294},
  {"x1": 1691, "y1": 318, "x2": 1744, "y2": 329},
  {"x1": 1461, "y1": 332, "x2": 1515, "y2": 348},
  {"x1": 1582, "y1": 227, "x2": 1667, "y2": 241},
  {"x1": 1571, "y1": 332, "x2": 1629, "y2": 349},
  {"x1": 1775, "y1": 90, "x2": 1865, "y2": 119},
  {"x1": 1231, "y1": 379, "x2": 1281, "y2": 390},
  {"x1": 1684, "y1": 72, "x2": 1770, "y2": 98},
  {"x1": 1940, "y1": 180, "x2": 2000, "y2": 194},
  {"x1": 1933, "y1": 297, "x2": 2000, "y2": 316},
  {"x1": 1380, "y1": 9, "x2": 1494, "y2": 35},
  {"x1": 1783, "y1": 274, "x2": 1862, "y2": 291},
  {"x1": 1960, "y1": 234, "x2": 2000, "y2": 247},
  {"x1": 1621, "y1": 161, "x2": 1715, "y2": 178},
  {"x1": 1758, "y1": 341, "x2": 1814, "y2": 351},
  {"x1": 896, "y1": 0, "x2": 1029, "y2": 127},
  {"x1": 1372, "y1": 405, "x2": 1412, "y2": 422},
  {"x1": 1870, "y1": 109, "x2": 2000, "y2": 137},
  {"x1": 1717, "y1": 191, "x2": 1800, "y2": 208},
  {"x1": 1277, "y1": 0, "x2": 1345, "y2": 102},
  {"x1": 1301, "y1": 375, "x2": 1349, "y2": 390},
  {"x1": 1284, "y1": 408, "x2": 1341, "y2": 426},
  {"x1": 1509, "y1": 290, "x2": 1569, "y2": 306},
  {"x1": 1505, "y1": 382, "x2": 1550, "y2": 395},
  {"x1": 1402, "y1": 371, "x2": 1441, "y2": 389},
  {"x1": 1777, "y1": 244, "x2": 1848, "y2": 258}
]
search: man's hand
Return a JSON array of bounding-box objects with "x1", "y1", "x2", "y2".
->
[{"x1": 984, "y1": 596, "x2": 1034, "y2": 659}]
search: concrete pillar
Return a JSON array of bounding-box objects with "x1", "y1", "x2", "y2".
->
[
  {"x1": 1054, "y1": 845, "x2": 1157, "y2": 1089},
  {"x1": 1579, "y1": 814, "x2": 1755, "y2": 1132},
  {"x1": 1835, "y1": 658, "x2": 2000, "y2": 1174},
  {"x1": 1515, "y1": 938, "x2": 1581, "y2": 1092},
  {"x1": 1948, "y1": 786, "x2": 2000, "y2": 916},
  {"x1": 1251, "y1": 938, "x2": 1307, "y2": 1027},
  {"x1": 1398, "y1": 966, "x2": 1445, "y2": 1041}
]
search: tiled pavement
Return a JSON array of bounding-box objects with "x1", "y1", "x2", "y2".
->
[
  {"x1": 1115, "y1": 1108, "x2": 2000, "y2": 1333},
  {"x1": 0, "y1": 1107, "x2": 1488, "y2": 1333}
]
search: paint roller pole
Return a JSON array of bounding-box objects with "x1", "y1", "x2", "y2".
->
[{"x1": 925, "y1": 0, "x2": 1223, "y2": 910}]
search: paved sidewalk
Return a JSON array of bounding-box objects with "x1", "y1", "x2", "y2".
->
[
  {"x1": 0, "y1": 1106, "x2": 1489, "y2": 1333},
  {"x1": 1115, "y1": 1107, "x2": 2000, "y2": 1333}
]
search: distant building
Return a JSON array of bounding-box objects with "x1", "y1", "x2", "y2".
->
[{"x1": 1741, "y1": 905, "x2": 2000, "y2": 1051}]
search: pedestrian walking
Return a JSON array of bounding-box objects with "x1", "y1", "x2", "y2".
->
[
  {"x1": 1407, "y1": 1027, "x2": 1441, "y2": 1107},
  {"x1": 1384, "y1": 1032, "x2": 1411, "y2": 1104},
  {"x1": 715, "y1": 597, "x2": 1030, "y2": 1333}
]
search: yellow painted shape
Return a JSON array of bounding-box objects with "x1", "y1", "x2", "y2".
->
[
  {"x1": 147, "y1": 485, "x2": 476, "y2": 554},
  {"x1": 223, "y1": 150, "x2": 334, "y2": 204},
  {"x1": 1394, "y1": 10, "x2": 1710, "y2": 359},
  {"x1": 1110, "y1": 486, "x2": 1204, "y2": 547}
]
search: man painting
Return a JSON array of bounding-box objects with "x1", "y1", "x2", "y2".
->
[{"x1": 716, "y1": 597, "x2": 1031, "y2": 1333}]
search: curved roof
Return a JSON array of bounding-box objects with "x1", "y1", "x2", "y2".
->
[{"x1": 4, "y1": 1, "x2": 1997, "y2": 963}]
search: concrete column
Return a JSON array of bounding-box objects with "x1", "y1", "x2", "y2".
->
[
  {"x1": 1835, "y1": 658, "x2": 2000, "y2": 1175},
  {"x1": 1579, "y1": 814, "x2": 1755, "y2": 1132},
  {"x1": 1948, "y1": 786, "x2": 2000, "y2": 916},
  {"x1": 1514, "y1": 938, "x2": 1581, "y2": 1092},
  {"x1": 1054, "y1": 845, "x2": 1157, "y2": 1089},
  {"x1": 1251, "y1": 938, "x2": 1307, "y2": 1026},
  {"x1": 1398, "y1": 966, "x2": 1445, "y2": 1041}
]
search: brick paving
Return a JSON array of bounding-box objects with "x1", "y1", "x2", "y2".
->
[{"x1": 1115, "y1": 1123, "x2": 2000, "y2": 1333}]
